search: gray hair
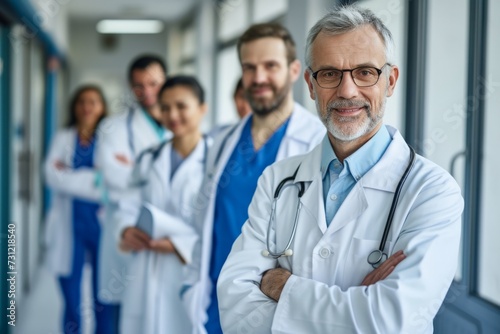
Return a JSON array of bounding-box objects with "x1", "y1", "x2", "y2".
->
[{"x1": 305, "y1": 5, "x2": 395, "y2": 68}]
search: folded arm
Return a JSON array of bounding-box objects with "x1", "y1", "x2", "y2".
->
[
  {"x1": 218, "y1": 167, "x2": 463, "y2": 334},
  {"x1": 44, "y1": 132, "x2": 102, "y2": 201},
  {"x1": 95, "y1": 119, "x2": 135, "y2": 193}
]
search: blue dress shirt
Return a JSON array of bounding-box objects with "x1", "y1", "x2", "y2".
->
[{"x1": 321, "y1": 126, "x2": 392, "y2": 226}]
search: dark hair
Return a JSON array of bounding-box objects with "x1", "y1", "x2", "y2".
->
[
  {"x1": 233, "y1": 77, "x2": 244, "y2": 97},
  {"x1": 128, "y1": 54, "x2": 167, "y2": 82},
  {"x1": 158, "y1": 75, "x2": 205, "y2": 104},
  {"x1": 237, "y1": 23, "x2": 296, "y2": 64},
  {"x1": 67, "y1": 85, "x2": 107, "y2": 128}
]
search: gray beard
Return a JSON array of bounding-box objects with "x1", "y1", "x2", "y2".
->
[{"x1": 318, "y1": 98, "x2": 385, "y2": 142}]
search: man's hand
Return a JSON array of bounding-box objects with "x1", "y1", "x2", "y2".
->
[
  {"x1": 259, "y1": 250, "x2": 405, "y2": 302},
  {"x1": 115, "y1": 154, "x2": 131, "y2": 165},
  {"x1": 361, "y1": 250, "x2": 406, "y2": 286},
  {"x1": 260, "y1": 268, "x2": 291, "y2": 302},
  {"x1": 120, "y1": 227, "x2": 150, "y2": 252}
]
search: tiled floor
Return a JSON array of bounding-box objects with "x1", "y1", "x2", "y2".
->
[{"x1": 14, "y1": 265, "x2": 94, "y2": 334}]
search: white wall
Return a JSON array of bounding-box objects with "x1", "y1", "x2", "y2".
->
[{"x1": 68, "y1": 20, "x2": 168, "y2": 118}]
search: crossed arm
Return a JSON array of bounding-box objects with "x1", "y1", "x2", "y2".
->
[
  {"x1": 260, "y1": 250, "x2": 406, "y2": 302},
  {"x1": 217, "y1": 167, "x2": 463, "y2": 333}
]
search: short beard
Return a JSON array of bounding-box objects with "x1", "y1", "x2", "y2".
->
[
  {"x1": 246, "y1": 78, "x2": 291, "y2": 116},
  {"x1": 318, "y1": 98, "x2": 385, "y2": 142}
]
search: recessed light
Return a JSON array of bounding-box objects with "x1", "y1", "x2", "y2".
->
[{"x1": 96, "y1": 20, "x2": 164, "y2": 34}]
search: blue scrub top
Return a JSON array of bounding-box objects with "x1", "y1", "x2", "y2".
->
[
  {"x1": 72, "y1": 135, "x2": 100, "y2": 237},
  {"x1": 206, "y1": 116, "x2": 290, "y2": 333}
]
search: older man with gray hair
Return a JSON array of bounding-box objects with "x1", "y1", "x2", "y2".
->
[{"x1": 217, "y1": 5, "x2": 462, "y2": 333}]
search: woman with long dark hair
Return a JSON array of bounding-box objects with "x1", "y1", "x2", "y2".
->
[{"x1": 44, "y1": 85, "x2": 117, "y2": 333}]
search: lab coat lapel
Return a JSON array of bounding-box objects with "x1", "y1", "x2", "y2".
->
[
  {"x1": 293, "y1": 145, "x2": 328, "y2": 233},
  {"x1": 209, "y1": 116, "x2": 249, "y2": 183},
  {"x1": 326, "y1": 182, "x2": 368, "y2": 235},
  {"x1": 292, "y1": 141, "x2": 369, "y2": 236},
  {"x1": 132, "y1": 108, "x2": 164, "y2": 153},
  {"x1": 151, "y1": 142, "x2": 171, "y2": 204},
  {"x1": 64, "y1": 129, "x2": 77, "y2": 167},
  {"x1": 170, "y1": 139, "x2": 204, "y2": 192},
  {"x1": 275, "y1": 103, "x2": 323, "y2": 161},
  {"x1": 298, "y1": 174, "x2": 327, "y2": 233}
]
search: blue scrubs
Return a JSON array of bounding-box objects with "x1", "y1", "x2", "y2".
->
[
  {"x1": 58, "y1": 135, "x2": 119, "y2": 334},
  {"x1": 205, "y1": 116, "x2": 290, "y2": 333}
]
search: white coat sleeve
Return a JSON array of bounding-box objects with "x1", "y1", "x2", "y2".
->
[
  {"x1": 141, "y1": 202, "x2": 198, "y2": 264},
  {"x1": 95, "y1": 117, "x2": 135, "y2": 193},
  {"x1": 217, "y1": 167, "x2": 280, "y2": 333},
  {"x1": 44, "y1": 132, "x2": 102, "y2": 202},
  {"x1": 113, "y1": 154, "x2": 155, "y2": 253},
  {"x1": 114, "y1": 189, "x2": 142, "y2": 250},
  {"x1": 180, "y1": 173, "x2": 216, "y2": 332},
  {"x1": 219, "y1": 166, "x2": 463, "y2": 334}
]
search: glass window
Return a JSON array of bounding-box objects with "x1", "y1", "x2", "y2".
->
[
  {"x1": 478, "y1": 0, "x2": 500, "y2": 306},
  {"x1": 357, "y1": 0, "x2": 407, "y2": 131},
  {"x1": 215, "y1": 45, "x2": 241, "y2": 126},
  {"x1": 218, "y1": 0, "x2": 249, "y2": 42},
  {"x1": 181, "y1": 25, "x2": 196, "y2": 60},
  {"x1": 253, "y1": 0, "x2": 288, "y2": 23},
  {"x1": 424, "y1": 0, "x2": 468, "y2": 280}
]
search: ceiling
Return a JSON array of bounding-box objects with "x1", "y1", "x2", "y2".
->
[{"x1": 66, "y1": 0, "x2": 199, "y2": 22}]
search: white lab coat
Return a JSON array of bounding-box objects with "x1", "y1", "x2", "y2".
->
[
  {"x1": 184, "y1": 102, "x2": 326, "y2": 333},
  {"x1": 217, "y1": 126, "x2": 464, "y2": 334},
  {"x1": 95, "y1": 107, "x2": 169, "y2": 304},
  {"x1": 44, "y1": 128, "x2": 103, "y2": 275},
  {"x1": 116, "y1": 137, "x2": 211, "y2": 334}
]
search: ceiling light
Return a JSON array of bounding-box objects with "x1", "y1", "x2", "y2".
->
[{"x1": 96, "y1": 20, "x2": 164, "y2": 34}]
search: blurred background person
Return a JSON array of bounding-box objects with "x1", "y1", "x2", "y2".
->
[
  {"x1": 208, "y1": 77, "x2": 252, "y2": 139},
  {"x1": 116, "y1": 76, "x2": 211, "y2": 334},
  {"x1": 95, "y1": 54, "x2": 169, "y2": 333},
  {"x1": 233, "y1": 77, "x2": 252, "y2": 119},
  {"x1": 44, "y1": 85, "x2": 112, "y2": 334},
  {"x1": 183, "y1": 23, "x2": 325, "y2": 334}
]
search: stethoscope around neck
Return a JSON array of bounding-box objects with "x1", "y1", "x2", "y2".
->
[
  {"x1": 261, "y1": 165, "x2": 305, "y2": 259},
  {"x1": 262, "y1": 146, "x2": 416, "y2": 269}
]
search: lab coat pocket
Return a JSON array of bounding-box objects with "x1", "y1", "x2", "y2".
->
[{"x1": 342, "y1": 237, "x2": 394, "y2": 288}]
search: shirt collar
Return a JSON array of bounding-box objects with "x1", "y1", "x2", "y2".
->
[
  {"x1": 320, "y1": 135, "x2": 337, "y2": 179},
  {"x1": 320, "y1": 125, "x2": 392, "y2": 181}
]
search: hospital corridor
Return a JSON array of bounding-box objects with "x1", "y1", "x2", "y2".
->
[{"x1": 1, "y1": 0, "x2": 500, "y2": 333}]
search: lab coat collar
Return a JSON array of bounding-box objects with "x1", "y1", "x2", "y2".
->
[
  {"x1": 152, "y1": 137, "x2": 207, "y2": 190},
  {"x1": 209, "y1": 101, "x2": 316, "y2": 177},
  {"x1": 237, "y1": 102, "x2": 315, "y2": 145},
  {"x1": 294, "y1": 125, "x2": 411, "y2": 193},
  {"x1": 285, "y1": 102, "x2": 319, "y2": 144}
]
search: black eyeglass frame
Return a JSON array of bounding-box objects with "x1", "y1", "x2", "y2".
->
[{"x1": 309, "y1": 63, "x2": 391, "y2": 89}]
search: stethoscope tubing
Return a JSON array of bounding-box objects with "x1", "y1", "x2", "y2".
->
[
  {"x1": 265, "y1": 186, "x2": 303, "y2": 259},
  {"x1": 265, "y1": 145, "x2": 416, "y2": 266},
  {"x1": 377, "y1": 146, "x2": 416, "y2": 252},
  {"x1": 265, "y1": 165, "x2": 303, "y2": 259}
]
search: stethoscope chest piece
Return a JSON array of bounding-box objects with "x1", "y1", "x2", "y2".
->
[{"x1": 367, "y1": 250, "x2": 387, "y2": 268}]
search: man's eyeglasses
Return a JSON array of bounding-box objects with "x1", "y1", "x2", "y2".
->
[{"x1": 309, "y1": 63, "x2": 391, "y2": 89}]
